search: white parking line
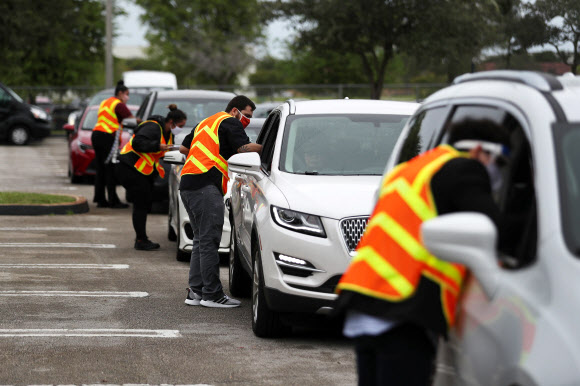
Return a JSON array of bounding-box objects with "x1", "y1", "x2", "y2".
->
[
  {"x1": 0, "y1": 291, "x2": 148, "y2": 297},
  {"x1": 0, "y1": 243, "x2": 115, "y2": 248},
  {"x1": 0, "y1": 329, "x2": 180, "y2": 338},
  {"x1": 0, "y1": 227, "x2": 107, "y2": 231},
  {"x1": 0, "y1": 264, "x2": 129, "y2": 269}
]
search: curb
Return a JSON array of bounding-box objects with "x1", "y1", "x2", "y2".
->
[{"x1": 0, "y1": 195, "x2": 89, "y2": 216}]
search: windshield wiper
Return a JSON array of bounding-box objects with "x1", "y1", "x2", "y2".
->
[{"x1": 303, "y1": 171, "x2": 319, "y2": 175}]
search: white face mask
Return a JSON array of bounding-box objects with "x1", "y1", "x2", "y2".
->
[{"x1": 171, "y1": 124, "x2": 183, "y2": 136}]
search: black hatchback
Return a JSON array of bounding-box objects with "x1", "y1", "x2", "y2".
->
[{"x1": 0, "y1": 82, "x2": 51, "y2": 145}]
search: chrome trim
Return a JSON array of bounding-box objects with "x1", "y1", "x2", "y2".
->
[
  {"x1": 339, "y1": 216, "x2": 370, "y2": 255},
  {"x1": 316, "y1": 307, "x2": 334, "y2": 315},
  {"x1": 275, "y1": 260, "x2": 326, "y2": 273}
]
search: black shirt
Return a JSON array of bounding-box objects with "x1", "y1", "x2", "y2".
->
[
  {"x1": 179, "y1": 115, "x2": 251, "y2": 192},
  {"x1": 118, "y1": 116, "x2": 171, "y2": 169}
]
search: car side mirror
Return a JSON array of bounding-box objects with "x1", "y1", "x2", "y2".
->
[
  {"x1": 228, "y1": 152, "x2": 264, "y2": 181},
  {"x1": 122, "y1": 117, "x2": 138, "y2": 130},
  {"x1": 421, "y1": 212, "x2": 501, "y2": 299},
  {"x1": 63, "y1": 123, "x2": 74, "y2": 132},
  {"x1": 163, "y1": 150, "x2": 185, "y2": 165}
]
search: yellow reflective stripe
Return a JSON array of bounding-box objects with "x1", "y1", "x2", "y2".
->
[
  {"x1": 98, "y1": 115, "x2": 119, "y2": 129},
  {"x1": 380, "y1": 177, "x2": 436, "y2": 221},
  {"x1": 368, "y1": 212, "x2": 463, "y2": 286},
  {"x1": 214, "y1": 156, "x2": 227, "y2": 171},
  {"x1": 412, "y1": 152, "x2": 456, "y2": 193},
  {"x1": 201, "y1": 124, "x2": 219, "y2": 143},
  {"x1": 185, "y1": 155, "x2": 209, "y2": 172},
  {"x1": 336, "y1": 282, "x2": 408, "y2": 302},
  {"x1": 192, "y1": 141, "x2": 214, "y2": 160},
  {"x1": 351, "y1": 245, "x2": 414, "y2": 296}
]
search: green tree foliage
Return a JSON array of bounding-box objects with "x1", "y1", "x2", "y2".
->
[
  {"x1": 532, "y1": 0, "x2": 580, "y2": 74},
  {"x1": 0, "y1": 0, "x2": 107, "y2": 87},
  {"x1": 135, "y1": 0, "x2": 263, "y2": 86},
  {"x1": 269, "y1": 0, "x2": 432, "y2": 99}
]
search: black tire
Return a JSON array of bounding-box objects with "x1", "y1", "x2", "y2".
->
[
  {"x1": 10, "y1": 125, "x2": 30, "y2": 145},
  {"x1": 175, "y1": 226, "x2": 191, "y2": 262},
  {"x1": 251, "y1": 245, "x2": 287, "y2": 338},
  {"x1": 229, "y1": 224, "x2": 251, "y2": 297}
]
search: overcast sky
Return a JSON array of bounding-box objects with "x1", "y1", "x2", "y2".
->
[{"x1": 114, "y1": 0, "x2": 293, "y2": 58}]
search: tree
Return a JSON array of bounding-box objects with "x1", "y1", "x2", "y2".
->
[
  {"x1": 0, "y1": 0, "x2": 108, "y2": 87},
  {"x1": 135, "y1": 0, "x2": 264, "y2": 86},
  {"x1": 532, "y1": 0, "x2": 580, "y2": 74},
  {"x1": 269, "y1": 0, "x2": 433, "y2": 99}
]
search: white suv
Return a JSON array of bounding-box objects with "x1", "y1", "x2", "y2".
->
[
  {"x1": 227, "y1": 99, "x2": 419, "y2": 337},
  {"x1": 383, "y1": 71, "x2": 580, "y2": 386}
]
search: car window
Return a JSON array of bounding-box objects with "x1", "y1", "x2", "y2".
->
[
  {"x1": 260, "y1": 112, "x2": 281, "y2": 172},
  {"x1": 280, "y1": 114, "x2": 409, "y2": 175},
  {"x1": 442, "y1": 105, "x2": 537, "y2": 269},
  {"x1": 257, "y1": 112, "x2": 278, "y2": 145},
  {"x1": 150, "y1": 98, "x2": 230, "y2": 124},
  {"x1": 398, "y1": 107, "x2": 449, "y2": 163},
  {"x1": 81, "y1": 110, "x2": 99, "y2": 130},
  {"x1": 553, "y1": 123, "x2": 580, "y2": 257},
  {"x1": 0, "y1": 87, "x2": 11, "y2": 106}
]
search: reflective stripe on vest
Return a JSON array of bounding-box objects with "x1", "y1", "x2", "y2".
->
[
  {"x1": 181, "y1": 111, "x2": 231, "y2": 195},
  {"x1": 336, "y1": 145, "x2": 468, "y2": 328},
  {"x1": 119, "y1": 120, "x2": 172, "y2": 177},
  {"x1": 93, "y1": 97, "x2": 121, "y2": 134}
]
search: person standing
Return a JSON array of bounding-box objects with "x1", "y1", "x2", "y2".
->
[
  {"x1": 179, "y1": 95, "x2": 262, "y2": 308},
  {"x1": 115, "y1": 104, "x2": 187, "y2": 251},
  {"x1": 334, "y1": 119, "x2": 510, "y2": 386},
  {"x1": 91, "y1": 80, "x2": 140, "y2": 208}
]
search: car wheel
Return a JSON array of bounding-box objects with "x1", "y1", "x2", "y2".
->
[
  {"x1": 10, "y1": 125, "x2": 30, "y2": 145},
  {"x1": 229, "y1": 224, "x2": 251, "y2": 297},
  {"x1": 175, "y1": 225, "x2": 191, "y2": 262},
  {"x1": 252, "y1": 245, "x2": 287, "y2": 338}
]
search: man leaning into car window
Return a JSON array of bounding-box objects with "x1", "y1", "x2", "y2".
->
[
  {"x1": 179, "y1": 95, "x2": 262, "y2": 309},
  {"x1": 334, "y1": 119, "x2": 510, "y2": 386}
]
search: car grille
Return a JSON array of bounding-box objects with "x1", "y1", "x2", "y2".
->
[{"x1": 340, "y1": 216, "x2": 370, "y2": 254}]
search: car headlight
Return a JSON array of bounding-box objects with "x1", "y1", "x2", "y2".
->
[
  {"x1": 271, "y1": 206, "x2": 326, "y2": 238},
  {"x1": 30, "y1": 106, "x2": 48, "y2": 121},
  {"x1": 77, "y1": 139, "x2": 92, "y2": 152}
]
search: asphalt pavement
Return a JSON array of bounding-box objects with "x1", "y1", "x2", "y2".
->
[{"x1": 0, "y1": 136, "x2": 356, "y2": 385}]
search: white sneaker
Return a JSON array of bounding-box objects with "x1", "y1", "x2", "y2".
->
[
  {"x1": 200, "y1": 295, "x2": 241, "y2": 308},
  {"x1": 185, "y1": 288, "x2": 202, "y2": 306}
]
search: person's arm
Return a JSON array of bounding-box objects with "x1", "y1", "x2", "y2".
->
[
  {"x1": 223, "y1": 118, "x2": 262, "y2": 154},
  {"x1": 179, "y1": 129, "x2": 195, "y2": 155},
  {"x1": 238, "y1": 143, "x2": 262, "y2": 154},
  {"x1": 132, "y1": 122, "x2": 163, "y2": 153},
  {"x1": 116, "y1": 103, "x2": 142, "y2": 124}
]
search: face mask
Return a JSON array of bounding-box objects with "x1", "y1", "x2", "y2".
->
[
  {"x1": 171, "y1": 124, "x2": 183, "y2": 136},
  {"x1": 238, "y1": 110, "x2": 251, "y2": 129},
  {"x1": 486, "y1": 162, "x2": 503, "y2": 193}
]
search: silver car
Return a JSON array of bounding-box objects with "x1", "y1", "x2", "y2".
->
[{"x1": 383, "y1": 71, "x2": 580, "y2": 386}]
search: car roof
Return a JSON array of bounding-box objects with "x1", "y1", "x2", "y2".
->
[
  {"x1": 289, "y1": 99, "x2": 420, "y2": 116},
  {"x1": 153, "y1": 89, "x2": 236, "y2": 100}
]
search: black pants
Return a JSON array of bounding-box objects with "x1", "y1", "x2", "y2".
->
[
  {"x1": 114, "y1": 161, "x2": 154, "y2": 240},
  {"x1": 91, "y1": 131, "x2": 121, "y2": 205},
  {"x1": 354, "y1": 323, "x2": 436, "y2": 386}
]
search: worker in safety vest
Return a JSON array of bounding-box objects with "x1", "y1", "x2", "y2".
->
[
  {"x1": 179, "y1": 95, "x2": 262, "y2": 308},
  {"x1": 334, "y1": 118, "x2": 510, "y2": 386},
  {"x1": 91, "y1": 80, "x2": 140, "y2": 208},
  {"x1": 115, "y1": 104, "x2": 186, "y2": 251}
]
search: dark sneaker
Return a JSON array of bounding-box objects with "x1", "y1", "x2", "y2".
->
[
  {"x1": 134, "y1": 239, "x2": 160, "y2": 251},
  {"x1": 96, "y1": 201, "x2": 109, "y2": 208},
  {"x1": 110, "y1": 202, "x2": 129, "y2": 209},
  {"x1": 200, "y1": 295, "x2": 241, "y2": 308},
  {"x1": 185, "y1": 288, "x2": 202, "y2": 306}
]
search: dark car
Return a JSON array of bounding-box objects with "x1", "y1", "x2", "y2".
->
[
  {"x1": 124, "y1": 89, "x2": 237, "y2": 204},
  {"x1": 0, "y1": 82, "x2": 52, "y2": 145}
]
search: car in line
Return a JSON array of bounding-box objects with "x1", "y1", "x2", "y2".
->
[
  {"x1": 164, "y1": 118, "x2": 264, "y2": 262},
  {"x1": 0, "y1": 82, "x2": 51, "y2": 145},
  {"x1": 379, "y1": 70, "x2": 580, "y2": 386},
  {"x1": 123, "y1": 89, "x2": 237, "y2": 207},
  {"x1": 227, "y1": 98, "x2": 419, "y2": 337},
  {"x1": 64, "y1": 104, "x2": 138, "y2": 183}
]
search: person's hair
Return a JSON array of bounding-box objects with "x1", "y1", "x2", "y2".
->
[
  {"x1": 166, "y1": 104, "x2": 187, "y2": 122},
  {"x1": 114, "y1": 80, "x2": 128, "y2": 96},
  {"x1": 448, "y1": 119, "x2": 510, "y2": 147},
  {"x1": 226, "y1": 95, "x2": 256, "y2": 113}
]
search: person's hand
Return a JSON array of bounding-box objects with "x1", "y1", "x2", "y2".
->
[{"x1": 159, "y1": 143, "x2": 171, "y2": 151}]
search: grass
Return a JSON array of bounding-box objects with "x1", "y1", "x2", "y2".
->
[{"x1": 0, "y1": 192, "x2": 76, "y2": 205}]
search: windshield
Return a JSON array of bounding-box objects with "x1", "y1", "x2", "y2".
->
[
  {"x1": 555, "y1": 125, "x2": 580, "y2": 255},
  {"x1": 280, "y1": 114, "x2": 409, "y2": 175},
  {"x1": 151, "y1": 98, "x2": 230, "y2": 127},
  {"x1": 4, "y1": 85, "x2": 23, "y2": 103},
  {"x1": 82, "y1": 110, "x2": 98, "y2": 130},
  {"x1": 245, "y1": 125, "x2": 261, "y2": 142}
]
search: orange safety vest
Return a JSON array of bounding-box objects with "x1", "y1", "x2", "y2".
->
[
  {"x1": 181, "y1": 111, "x2": 232, "y2": 195},
  {"x1": 93, "y1": 97, "x2": 121, "y2": 134},
  {"x1": 119, "y1": 120, "x2": 172, "y2": 178},
  {"x1": 336, "y1": 145, "x2": 468, "y2": 330}
]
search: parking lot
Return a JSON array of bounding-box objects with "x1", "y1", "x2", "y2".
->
[{"x1": 0, "y1": 136, "x2": 356, "y2": 385}]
